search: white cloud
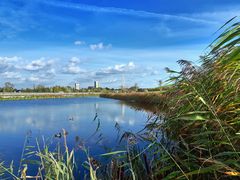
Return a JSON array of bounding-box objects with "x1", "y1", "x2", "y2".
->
[
  {"x1": 103, "y1": 78, "x2": 119, "y2": 84},
  {"x1": 114, "y1": 61, "x2": 135, "y2": 71},
  {"x1": 1, "y1": 71, "x2": 22, "y2": 80},
  {"x1": 69, "y1": 56, "x2": 81, "y2": 64},
  {"x1": 24, "y1": 58, "x2": 54, "y2": 71},
  {"x1": 95, "y1": 61, "x2": 136, "y2": 76},
  {"x1": 73, "y1": 61, "x2": 161, "y2": 87},
  {"x1": 0, "y1": 56, "x2": 21, "y2": 72},
  {"x1": 0, "y1": 56, "x2": 58, "y2": 85},
  {"x1": 45, "y1": 68, "x2": 56, "y2": 76},
  {"x1": 63, "y1": 66, "x2": 84, "y2": 74},
  {"x1": 74, "y1": 40, "x2": 85, "y2": 45},
  {"x1": 89, "y1": 42, "x2": 112, "y2": 50},
  {"x1": 26, "y1": 76, "x2": 46, "y2": 83},
  {"x1": 62, "y1": 57, "x2": 85, "y2": 74},
  {"x1": 26, "y1": 73, "x2": 55, "y2": 83},
  {"x1": 0, "y1": 56, "x2": 20, "y2": 62}
]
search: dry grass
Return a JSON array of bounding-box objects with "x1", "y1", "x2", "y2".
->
[{"x1": 101, "y1": 92, "x2": 168, "y2": 106}]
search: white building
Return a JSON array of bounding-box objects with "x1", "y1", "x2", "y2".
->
[
  {"x1": 75, "y1": 83, "x2": 80, "y2": 90},
  {"x1": 94, "y1": 81, "x2": 99, "y2": 88}
]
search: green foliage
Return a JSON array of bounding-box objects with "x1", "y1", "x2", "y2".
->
[
  {"x1": 101, "y1": 17, "x2": 240, "y2": 179},
  {"x1": 2, "y1": 82, "x2": 15, "y2": 92},
  {"x1": 143, "y1": 17, "x2": 240, "y2": 179}
]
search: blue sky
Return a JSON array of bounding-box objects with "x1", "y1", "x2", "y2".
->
[{"x1": 0, "y1": 0, "x2": 239, "y2": 88}]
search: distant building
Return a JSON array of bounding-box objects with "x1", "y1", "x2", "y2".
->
[
  {"x1": 94, "y1": 81, "x2": 99, "y2": 88},
  {"x1": 75, "y1": 83, "x2": 80, "y2": 90}
]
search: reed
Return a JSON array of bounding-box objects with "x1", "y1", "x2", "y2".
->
[
  {"x1": 140, "y1": 17, "x2": 240, "y2": 179},
  {"x1": 101, "y1": 92, "x2": 168, "y2": 108},
  {"x1": 102, "y1": 17, "x2": 240, "y2": 179}
]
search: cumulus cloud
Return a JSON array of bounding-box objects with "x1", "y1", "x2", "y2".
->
[
  {"x1": 95, "y1": 62, "x2": 136, "y2": 76},
  {"x1": 24, "y1": 58, "x2": 54, "y2": 71},
  {"x1": 89, "y1": 42, "x2": 112, "y2": 50},
  {"x1": 26, "y1": 76, "x2": 46, "y2": 83},
  {"x1": 0, "y1": 56, "x2": 21, "y2": 72},
  {"x1": 0, "y1": 56, "x2": 20, "y2": 62},
  {"x1": 0, "y1": 61, "x2": 11, "y2": 72},
  {"x1": 62, "y1": 57, "x2": 85, "y2": 74},
  {"x1": 1, "y1": 71, "x2": 22, "y2": 80},
  {"x1": 103, "y1": 78, "x2": 119, "y2": 84},
  {"x1": 63, "y1": 66, "x2": 84, "y2": 74},
  {"x1": 74, "y1": 40, "x2": 85, "y2": 45},
  {"x1": 73, "y1": 62, "x2": 137, "y2": 87},
  {"x1": 27, "y1": 76, "x2": 40, "y2": 82},
  {"x1": 69, "y1": 56, "x2": 81, "y2": 64},
  {"x1": 0, "y1": 55, "x2": 161, "y2": 88},
  {"x1": 26, "y1": 72, "x2": 56, "y2": 83},
  {"x1": 45, "y1": 68, "x2": 56, "y2": 76}
]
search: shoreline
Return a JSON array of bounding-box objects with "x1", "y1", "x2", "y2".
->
[
  {"x1": 100, "y1": 92, "x2": 166, "y2": 104},
  {"x1": 0, "y1": 92, "x2": 100, "y2": 101},
  {"x1": 100, "y1": 92, "x2": 167, "y2": 113}
]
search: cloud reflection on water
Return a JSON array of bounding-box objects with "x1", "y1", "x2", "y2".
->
[{"x1": 0, "y1": 98, "x2": 146, "y2": 136}]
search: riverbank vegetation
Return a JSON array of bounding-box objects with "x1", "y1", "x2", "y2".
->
[
  {"x1": 0, "y1": 93, "x2": 100, "y2": 101},
  {"x1": 103, "y1": 18, "x2": 240, "y2": 179},
  {"x1": 0, "y1": 19, "x2": 239, "y2": 179},
  {"x1": 101, "y1": 92, "x2": 166, "y2": 106},
  {"x1": 0, "y1": 83, "x2": 114, "y2": 93}
]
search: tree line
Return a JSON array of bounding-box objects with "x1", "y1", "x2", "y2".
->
[
  {"x1": 0, "y1": 81, "x2": 164, "y2": 93},
  {"x1": 0, "y1": 82, "x2": 115, "y2": 93}
]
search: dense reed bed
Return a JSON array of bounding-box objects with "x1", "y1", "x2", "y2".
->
[
  {"x1": 101, "y1": 92, "x2": 167, "y2": 107},
  {"x1": 141, "y1": 18, "x2": 240, "y2": 179},
  {"x1": 0, "y1": 19, "x2": 239, "y2": 179},
  {"x1": 103, "y1": 18, "x2": 240, "y2": 179}
]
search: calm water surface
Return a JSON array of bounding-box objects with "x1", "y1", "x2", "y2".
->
[{"x1": 0, "y1": 97, "x2": 148, "y2": 173}]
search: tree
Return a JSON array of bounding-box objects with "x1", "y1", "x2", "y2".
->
[
  {"x1": 129, "y1": 83, "x2": 139, "y2": 91},
  {"x1": 3, "y1": 82, "x2": 15, "y2": 92},
  {"x1": 34, "y1": 85, "x2": 50, "y2": 92}
]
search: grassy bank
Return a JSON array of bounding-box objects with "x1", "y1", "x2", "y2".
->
[
  {"x1": 100, "y1": 92, "x2": 169, "y2": 114},
  {"x1": 101, "y1": 92, "x2": 166, "y2": 105},
  {"x1": 0, "y1": 93, "x2": 100, "y2": 101}
]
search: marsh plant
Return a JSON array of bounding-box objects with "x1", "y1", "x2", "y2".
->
[
  {"x1": 99, "y1": 17, "x2": 240, "y2": 179},
  {"x1": 141, "y1": 17, "x2": 240, "y2": 179}
]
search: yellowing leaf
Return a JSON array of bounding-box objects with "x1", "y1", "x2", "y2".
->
[{"x1": 224, "y1": 171, "x2": 240, "y2": 176}]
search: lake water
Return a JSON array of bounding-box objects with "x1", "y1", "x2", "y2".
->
[{"x1": 0, "y1": 97, "x2": 149, "y2": 176}]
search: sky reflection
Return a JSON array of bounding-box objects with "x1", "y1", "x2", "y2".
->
[{"x1": 0, "y1": 97, "x2": 148, "y2": 164}]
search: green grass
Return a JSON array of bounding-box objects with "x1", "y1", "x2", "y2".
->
[{"x1": 0, "y1": 93, "x2": 99, "y2": 101}]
